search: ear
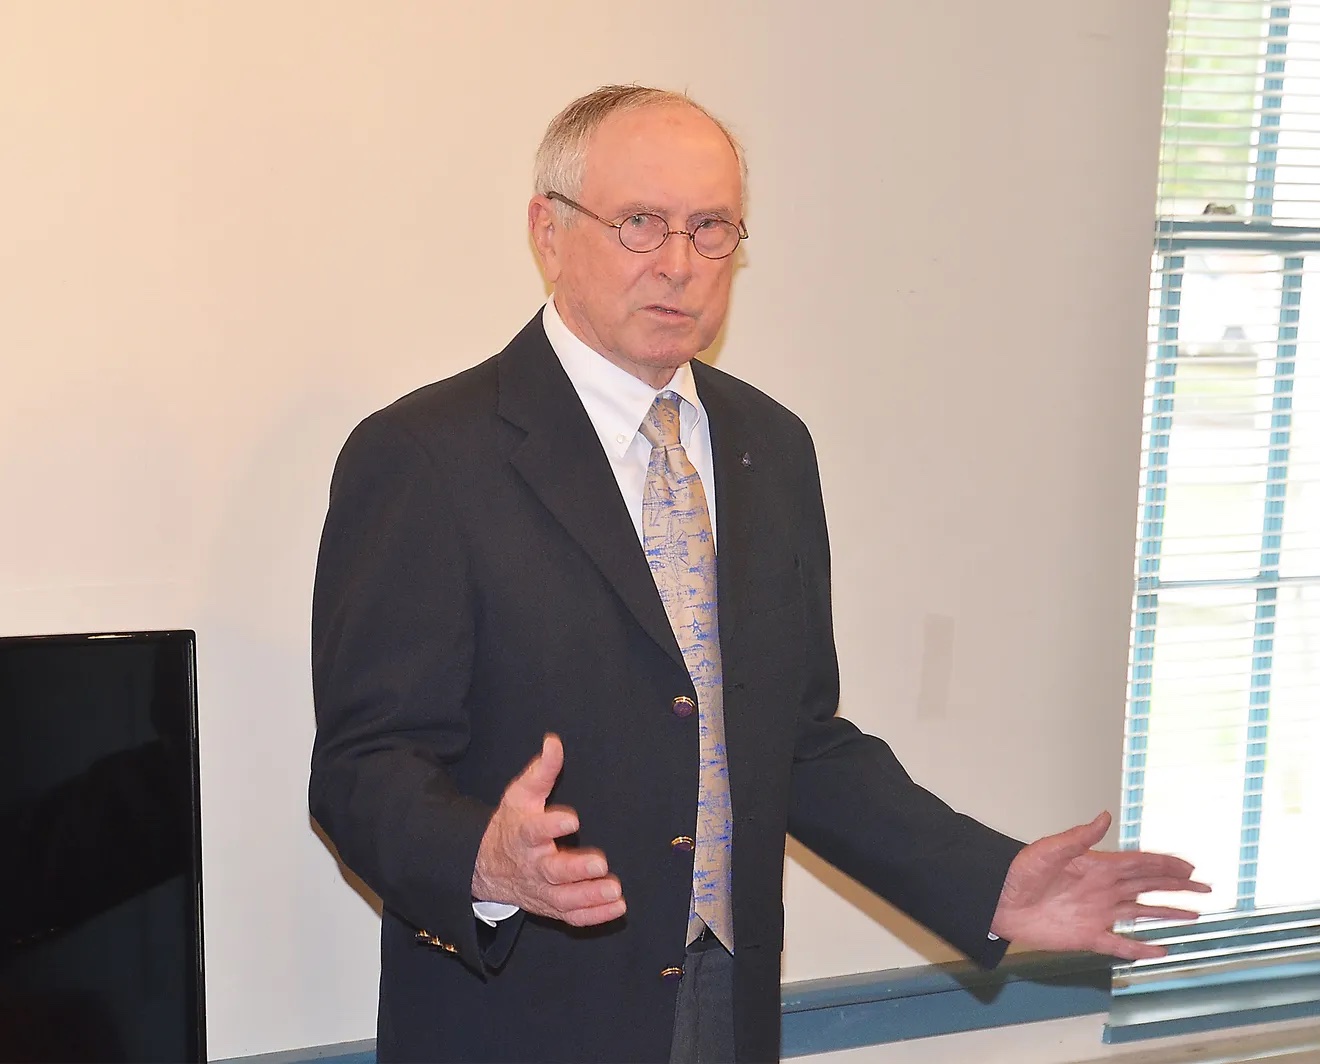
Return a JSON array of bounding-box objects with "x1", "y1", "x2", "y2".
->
[{"x1": 528, "y1": 195, "x2": 563, "y2": 284}]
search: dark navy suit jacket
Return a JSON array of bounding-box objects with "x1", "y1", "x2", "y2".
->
[{"x1": 309, "y1": 315, "x2": 1023, "y2": 1062}]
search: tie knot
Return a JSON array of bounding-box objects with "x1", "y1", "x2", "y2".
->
[{"x1": 639, "y1": 392, "x2": 683, "y2": 449}]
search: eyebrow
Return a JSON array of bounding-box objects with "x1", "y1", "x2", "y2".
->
[{"x1": 616, "y1": 202, "x2": 740, "y2": 224}]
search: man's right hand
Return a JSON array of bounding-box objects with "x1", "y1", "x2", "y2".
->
[{"x1": 471, "y1": 733, "x2": 626, "y2": 927}]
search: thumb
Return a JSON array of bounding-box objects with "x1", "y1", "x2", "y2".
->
[
  {"x1": 1060, "y1": 811, "x2": 1111, "y2": 855},
  {"x1": 508, "y1": 732, "x2": 564, "y2": 808}
]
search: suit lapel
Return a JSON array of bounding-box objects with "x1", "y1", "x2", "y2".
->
[
  {"x1": 691, "y1": 361, "x2": 759, "y2": 629},
  {"x1": 691, "y1": 360, "x2": 773, "y2": 827},
  {"x1": 496, "y1": 317, "x2": 686, "y2": 672}
]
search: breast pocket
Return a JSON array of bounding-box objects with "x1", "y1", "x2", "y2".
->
[{"x1": 738, "y1": 552, "x2": 802, "y2": 618}]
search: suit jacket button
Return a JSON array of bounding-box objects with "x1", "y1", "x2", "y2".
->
[
  {"x1": 671, "y1": 836, "x2": 694, "y2": 853},
  {"x1": 661, "y1": 966, "x2": 684, "y2": 983},
  {"x1": 672, "y1": 696, "x2": 696, "y2": 718}
]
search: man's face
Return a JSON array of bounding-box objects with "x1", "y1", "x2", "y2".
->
[{"x1": 530, "y1": 104, "x2": 744, "y2": 387}]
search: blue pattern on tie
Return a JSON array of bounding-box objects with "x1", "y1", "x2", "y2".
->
[{"x1": 640, "y1": 392, "x2": 734, "y2": 951}]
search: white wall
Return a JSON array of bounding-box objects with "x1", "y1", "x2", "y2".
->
[{"x1": 0, "y1": 1, "x2": 1170, "y2": 1058}]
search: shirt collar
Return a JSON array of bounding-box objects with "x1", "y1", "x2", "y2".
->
[{"x1": 542, "y1": 297, "x2": 704, "y2": 460}]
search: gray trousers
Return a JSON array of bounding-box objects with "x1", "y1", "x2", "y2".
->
[{"x1": 669, "y1": 935, "x2": 735, "y2": 1064}]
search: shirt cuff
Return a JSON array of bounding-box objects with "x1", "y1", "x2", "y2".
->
[{"x1": 472, "y1": 901, "x2": 520, "y2": 927}]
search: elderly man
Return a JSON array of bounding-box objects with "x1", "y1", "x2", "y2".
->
[{"x1": 309, "y1": 85, "x2": 1206, "y2": 1064}]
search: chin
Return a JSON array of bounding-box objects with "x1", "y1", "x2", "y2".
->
[
  {"x1": 645, "y1": 332, "x2": 707, "y2": 363},
  {"x1": 642, "y1": 347, "x2": 701, "y2": 369}
]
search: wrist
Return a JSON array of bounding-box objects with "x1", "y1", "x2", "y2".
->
[{"x1": 471, "y1": 823, "x2": 509, "y2": 904}]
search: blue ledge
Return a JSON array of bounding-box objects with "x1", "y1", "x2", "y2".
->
[
  {"x1": 1104, "y1": 906, "x2": 1320, "y2": 1044},
  {"x1": 780, "y1": 951, "x2": 1109, "y2": 1057},
  {"x1": 222, "y1": 952, "x2": 1109, "y2": 1063},
  {"x1": 1105, "y1": 972, "x2": 1320, "y2": 1045}
]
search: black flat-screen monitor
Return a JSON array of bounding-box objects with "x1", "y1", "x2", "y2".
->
[{"x1": 0, "y1": 630, "x2": 205, "y2": 1063}]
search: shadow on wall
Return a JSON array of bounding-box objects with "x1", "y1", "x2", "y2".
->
[{"x1": 785, "y1": 837, "x2": 962, "y2": 975}]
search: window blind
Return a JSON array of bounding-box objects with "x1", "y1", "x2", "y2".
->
[{"x1": 1110, "y1": 0, "x2": 1320, "y2": 1043}]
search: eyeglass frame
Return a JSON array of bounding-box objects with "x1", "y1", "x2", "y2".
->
[{"x1": 545, "y1": 191, "x2": 749, "y2": 260}]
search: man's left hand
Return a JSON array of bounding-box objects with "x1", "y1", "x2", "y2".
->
[{"x1": 989, "y1": 811, "x2": 1212, "y2": 961}]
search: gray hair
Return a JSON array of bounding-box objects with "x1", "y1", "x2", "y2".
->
[{"x1": 533, "y1": 85, "x2": 748, "y2": 221}]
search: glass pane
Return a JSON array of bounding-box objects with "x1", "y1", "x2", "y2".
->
[
  {"x1": 1145, "y1": 253, "x2": 1281, "y2": 584},
  {"x1": 1282, "y1": 274, "x2": 1320, "y2": 577},
  {"x1": 1158, "y1": 0, "x2": 1271, "y2": 219},
  {"x1": 1128, "y1": 249, "x2": 1320, "y2": 915},
  {"x1": 1267, "y1": 7, "x2": 1320, "y2": 225},
  {"x1": 1128, "y1": 587, "x2": 1255, "y2": 915},
  {"x1": 1255, "y1": 584, "x2": 1320, "y2": 908}
]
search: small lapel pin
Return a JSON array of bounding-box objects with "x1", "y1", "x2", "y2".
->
[{"x1": 740, "y1": 452, "x2": 752, "y2": 468}]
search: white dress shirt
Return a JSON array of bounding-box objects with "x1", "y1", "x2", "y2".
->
[{"x1": 472, "y1": 298, "x2": 718, "y2": 926}]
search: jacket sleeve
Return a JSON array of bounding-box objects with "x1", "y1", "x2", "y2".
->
[
  {"x1": 784, "y1": 426, "x2": 1024, "y2": 968},
  {"x1": 309, "y1": 411, "x2": 522, "y2": 974}
]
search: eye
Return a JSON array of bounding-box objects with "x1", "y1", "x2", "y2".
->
[{"x1": 625, "y1": 214, "x2": 654, "y2": 229}]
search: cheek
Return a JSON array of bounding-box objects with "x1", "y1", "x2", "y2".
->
[
  {"x1": 700, "y1": 270, "x2": 734, "y2": 314},
  {"x1": 611, "y1": 265, "x2": 657, "y2": 315},
  {"x1": 624, "y1": 258, "x2": 659, "y2": 291}
]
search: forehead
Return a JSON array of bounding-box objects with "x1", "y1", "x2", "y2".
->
[{"x1": 581, "y1": 104, "x2": 742, "y2": 213}]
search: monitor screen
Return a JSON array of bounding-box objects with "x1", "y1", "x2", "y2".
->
[{"x1": 0, "y1": 631, "x2": 205, "y2": 1063}]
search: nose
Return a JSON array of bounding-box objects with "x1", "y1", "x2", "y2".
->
[{"x1": 653, "y1": 230, "x2": 696, "y2": 283}]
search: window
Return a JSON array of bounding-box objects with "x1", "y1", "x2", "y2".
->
[{"x1": 1112, "y1": 0, "x2": 1320, "y2": 1042}]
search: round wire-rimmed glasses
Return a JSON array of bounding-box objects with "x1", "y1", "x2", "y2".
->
[{"x1": 546, "y1": 191, "x2": 748, "y2": 260}]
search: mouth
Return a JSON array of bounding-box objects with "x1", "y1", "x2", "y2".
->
[{"x1": 642, "y1": 304, "x2": 692, "y2": 319}]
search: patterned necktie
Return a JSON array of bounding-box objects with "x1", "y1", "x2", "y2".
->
[{"x1": 639, "y1": 392, "x2": 734, "y2": 951}]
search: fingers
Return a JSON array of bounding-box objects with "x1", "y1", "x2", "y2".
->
[
  {"x1": 517, "y1": 807, "x2": 580, "y2": 847},
  {"x1": 544, "y1": 874, "x2": 624, "y2": 915},
  {"x1": 540, "y1": 846, "x2": 609, "y2": 886},
  {"x1": 1114, "y1": 902, "x2": 1203, "y2": 923},
  {"x1": 506, "y1": 733, "x2": 565, "y2": 808},
  {"x1": 560, "y1": 897, "x2": 628, "y2": 928},
  {"x1": 537, "y1": 847, "x2": 622, "y2": 913},
  {"x1": 1112, "y1": 851, "x2": 1200, "y2": 880},
  {"x1": 1094, "y1": 929, "x2": 1169, "y2": 962},
  {"x1": 1114, "y1": 874, "x2": 1212, "y2": 897}
]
